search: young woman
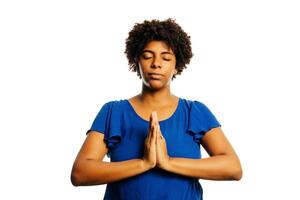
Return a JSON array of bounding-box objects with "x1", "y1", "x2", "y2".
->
[{"x1": 71, "y1": 18, "x2": 242, "y2": 200}]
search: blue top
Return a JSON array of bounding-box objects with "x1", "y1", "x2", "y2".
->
[{"x1": 86, "y1": 97, "x2": 221, "y2": 200}]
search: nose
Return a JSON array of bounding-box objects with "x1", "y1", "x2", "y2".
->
[{"x1": 151, "y1": 57, "x2": 161, "y2": 69}]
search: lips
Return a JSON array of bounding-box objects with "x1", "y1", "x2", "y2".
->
[{"x1": 148, "y1": 73, "x2": 163, "y2": 80}]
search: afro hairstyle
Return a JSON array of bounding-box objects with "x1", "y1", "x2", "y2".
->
[{"x1": 125, "y1": 18, "x2": 193, "y2": 80}]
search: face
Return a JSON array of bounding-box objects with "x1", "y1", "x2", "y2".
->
[{"x1": 138, "y1": 40, "x2": 177, "y2": 89}]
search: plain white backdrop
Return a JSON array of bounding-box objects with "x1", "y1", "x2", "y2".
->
[{"x1": 1, "y1": 0, "x2": 299, "y2": 199}]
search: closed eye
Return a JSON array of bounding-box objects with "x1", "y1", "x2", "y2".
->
[{"x1": 142, "y1": 56, "x2": 152, "y2": 59}]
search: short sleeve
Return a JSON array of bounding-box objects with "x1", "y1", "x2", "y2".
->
[
  {"x1": 86, "y1": 101, "x2": 123, "y2": 157},
  {"x1": 187, "y1": 100, "x2": 221, "y2": 144}
]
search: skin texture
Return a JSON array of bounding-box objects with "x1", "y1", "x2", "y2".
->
[
  {"x1": 138, "y1": 40, "x2": 177, "y2": 91},
  {"x1": 71, "y1": 40, "x2": 242, "y2": 186},
  {"x1": 124, "y1": 18, "x2": 193, "y2": 80}
]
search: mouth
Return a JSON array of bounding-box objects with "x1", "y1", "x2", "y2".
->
[{"x1": 148, "y1": 73, "x2": 163, "y2": 80}]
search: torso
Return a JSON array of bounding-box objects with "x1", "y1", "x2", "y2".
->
[{"x1": 127, "y1": 95, "x2": 180, "y2": 122}]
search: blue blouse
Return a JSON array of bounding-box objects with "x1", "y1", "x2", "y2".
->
[{"x1": 86, "y1": 97, "x2": 221, "y2": 200}]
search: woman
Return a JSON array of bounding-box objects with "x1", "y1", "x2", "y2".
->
[{"x1": 71, "y1": 18, "x2": 242, "y2": 200}]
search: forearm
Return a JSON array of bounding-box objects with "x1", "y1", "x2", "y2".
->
[
  {"x1": 163, "y1": 155, "x2": 242, "y2": 180},
  {"x1": 71, "y1": 158, "x2": 150, "y2": 186}
]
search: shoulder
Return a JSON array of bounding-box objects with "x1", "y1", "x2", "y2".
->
[
  {"x1": 91, "y1": 99, "x2": 128, "y2": 126},
  {"x1": 180, "y1": 97, "x2": 208, "y2": 110},
  {"x1": 94, "y1": 99, "x2": 129, "y2": 117},
  {"x1": 100, "y1": 98, "x2": 128, "y2": 108}
]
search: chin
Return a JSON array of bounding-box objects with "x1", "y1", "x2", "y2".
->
[{"x1": 147, "y1": 81, "x2": 165, "y2": 89}]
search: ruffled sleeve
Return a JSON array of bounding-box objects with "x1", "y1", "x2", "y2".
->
[
  {"x1": 187, "y1": 100, "x2": 221, "y2": 144},
  {"x1": 86, "y1": 101, "x2": 123, "y2": 157}
]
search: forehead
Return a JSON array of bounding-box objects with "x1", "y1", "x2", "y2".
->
[{"x1": 142, "y1": 40, "x2": 173, "y2": 53}]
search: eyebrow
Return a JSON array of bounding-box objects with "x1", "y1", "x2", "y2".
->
[{"x1": 142, "y1": 50, "x2": 174, "y2": 55}]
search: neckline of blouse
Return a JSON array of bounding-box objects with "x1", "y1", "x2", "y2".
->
[{"x1": 125, "y1": 97, "x2": 182, "y2": 123}]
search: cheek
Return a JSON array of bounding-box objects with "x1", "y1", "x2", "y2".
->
[
  {"x1": 164, "y1": 58, "x2": 176, "y2": 66},
  {"x1": 138, "y1": 62, "x2": 148, "y2": 75},
  {"x1": 165, "y1": 61, "x2": 176, "y2": 70},
  {"x1": 140, "y1": 60, "x2": 149, "y2": 67}
]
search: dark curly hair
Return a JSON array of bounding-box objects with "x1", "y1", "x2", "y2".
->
[{"x1": 125, "y1": 18, "x2": 193, "y2": 80}]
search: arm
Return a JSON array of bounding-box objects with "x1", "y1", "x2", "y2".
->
[
  {"x1": 71, "y1": 131, "x2": 151, "y2": 186},
  {"x1": 162, "y1": 127, "x2": 243, "y2": 180}
]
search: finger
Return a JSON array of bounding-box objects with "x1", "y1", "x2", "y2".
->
[
  {"x1": 153, "y1": 112, "x2": 157, "y2": 130},
  {"x1": 153, "y1": 111, "x2": 158, "y2": 124},
  {"x1": 157, "y1": 126, "x2": 164, "y2": 140},
  {"x1": 156, "y1": 125, "x2": 159, "y2": 141},
  {"x1": 152, "y1": 124, "x2": 157, "y2": 139},
  {"x1": 149, "y1": 112, "x2": 154, "y2": 129},
  {"x1": 148, "y1": 112, "x2": 155, "y2": 137},
  {"x1": 149, "y1": 124, "x2": 155, "y2": 142},
  {"x1": 152, "y1": 112, "x2": 158, "y2": 133},
  {"x1": 155, "y1": 113, "x2": 160, "y2": 129},
  {"x1": 151, "y1": 125, "x2": 157, "y2": 144}
]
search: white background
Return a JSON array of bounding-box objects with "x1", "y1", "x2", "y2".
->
[{"x1": 1, "y1": 0, "x2": 299, "y2": 199}]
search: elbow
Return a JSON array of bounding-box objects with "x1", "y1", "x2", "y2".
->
[
  {"x1": 71, "y1": 161, "x2": 87, "y2": 186},
  {"x1": 230, "y1": 162, "x2": 243, "y2": 181},
  {"x1": 71, "y1": 167, "x2": 82, "y2": 186},
  {"x1": 232, "y1": 167, "x2": 243, "y2": 181},
  {"x1": 71, "y1": 160, "x2": 106, "y2": 186}
]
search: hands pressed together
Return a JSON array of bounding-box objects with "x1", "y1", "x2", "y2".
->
[{"x1": 143, "y1": 111, "x2": 170, "y2": 170}]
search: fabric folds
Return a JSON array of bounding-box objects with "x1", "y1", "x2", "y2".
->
[
  {"x1": 187, "y1": 100, "x2": 221, "y2": 144},
  {"x1": 86, "y1": 101, "x2": 123, "y2": 157}
]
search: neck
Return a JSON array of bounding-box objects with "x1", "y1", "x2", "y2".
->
[{"x1": 138, "y1": 84, "x2": 176, "y2": 107}]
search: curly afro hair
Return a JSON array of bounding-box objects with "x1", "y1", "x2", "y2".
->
[{"x1": 125, "y1": 18, "x2": 193, "y2": 80}]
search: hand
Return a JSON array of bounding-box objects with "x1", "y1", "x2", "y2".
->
[
  {"x1": 153, "y1": 112, "x2": 170, "y2": 169},
  {"x1": 142, "y1": 112, "x2": 157, "y2": 169}
]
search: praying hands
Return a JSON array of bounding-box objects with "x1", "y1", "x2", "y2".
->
[{"x1": 142, "y1": 111, "x2": 170, "y2": 170}]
